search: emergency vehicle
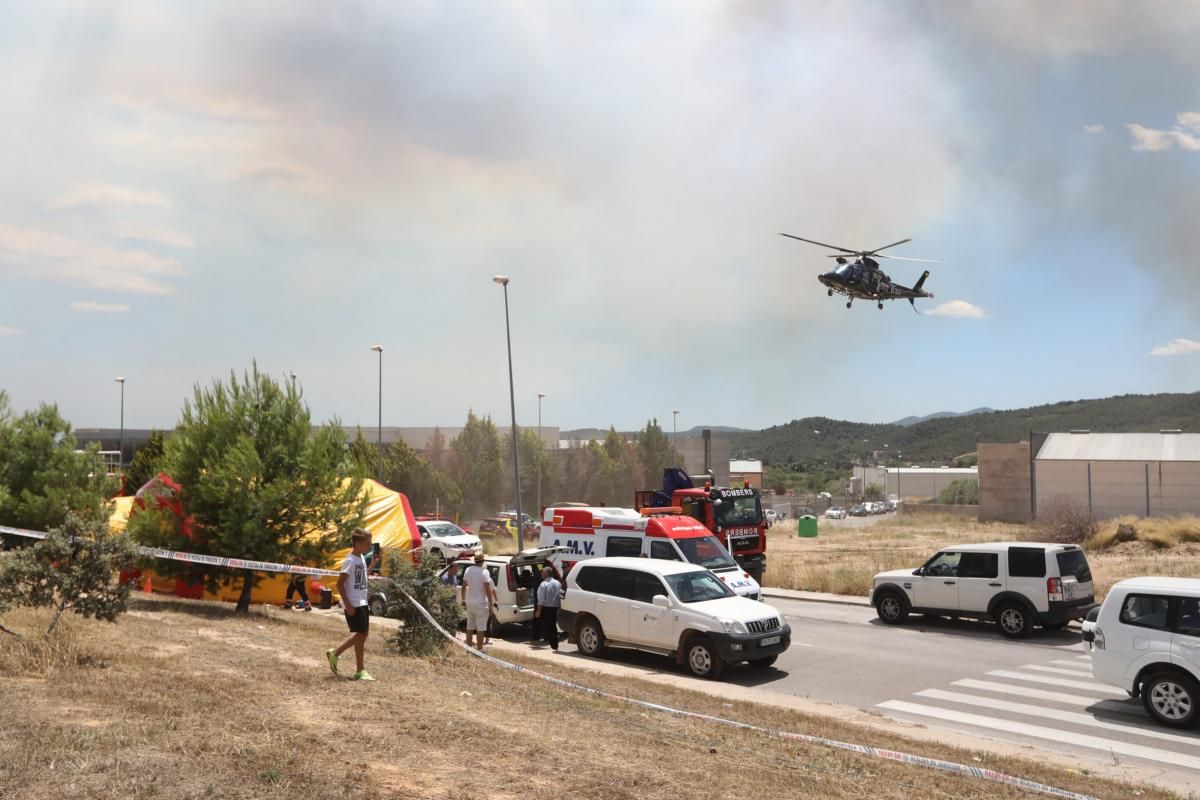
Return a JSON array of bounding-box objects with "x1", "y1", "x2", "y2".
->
[{"x1": 539, "y1": 506, "x2": 762, "y2": 600}]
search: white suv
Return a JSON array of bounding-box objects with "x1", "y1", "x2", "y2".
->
[
  {"x1": 1084, "y1": 577, "x2": 1200, "y2": 728},
  {"x1": 417, "y1": 520, "x2": 482, "y2": 564},
  {"x1": 869, "y1": 542, "x2": 1095, "y2": 638},
  {"x1": 559, "y1": 557, "x2": 791, "y2": 679}
]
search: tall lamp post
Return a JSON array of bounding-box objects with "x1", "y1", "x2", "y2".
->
[
  {"x1": 289, "y1": 370, "x2": 297, "y2": 393},
  {"x1": 493, "y1": 275, "x2": 524, "y2": 551},
  {"x1": 115, "y1": 377, "x2": 126, "y2": 473},
  {"x1": 537, "y1": 392, "x2": 546, "y2": 522},
  {"x1": 672, "y1": 409, "x2": 679, "y2": 436},
  {"x1": 370, "y1": 345, "x2": 383, "y2": 483}
]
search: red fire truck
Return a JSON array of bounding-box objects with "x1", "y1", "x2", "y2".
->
[{"x1": 636, "y1": 471, "x2": 768, "y2": 582}]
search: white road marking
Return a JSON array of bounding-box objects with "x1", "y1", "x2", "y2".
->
[
  {"x1": 877, "y1": 701, "x2": 1200, "y2": 770},
  {"x1": 1074, "y1": 655, "x2": 1092, "y2": 661},
  {"x1": 1049, "y1": 659, "x2": 1093, "y2": 671},
  {"x1": 986, "y1": 670, "x2": 1127, "y2": 695},
  {"x1": 914, "y1": 689, "x2": 1200, "y2": 747},
  {"x1": 1021, "y1": 664, "x2": 1105, "y2": 678},
  {"x1": 950, "y1": 679, "x2": 1111, "y2": 708}
]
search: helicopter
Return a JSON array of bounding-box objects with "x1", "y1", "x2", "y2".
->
[{"x1": 779, "y1": 233, "x2": 937, "y2": 310}]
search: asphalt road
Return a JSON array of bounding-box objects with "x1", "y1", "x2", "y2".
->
[{"x1": 503, "y1": 597, "x2": 1200, "y2": 788}]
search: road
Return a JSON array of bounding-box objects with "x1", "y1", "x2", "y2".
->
[{"x1": 498, "y1": 596, "x2": 1200, "y2": 790}]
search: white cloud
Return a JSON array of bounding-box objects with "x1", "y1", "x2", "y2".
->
[
  {"x1": 924, "y1": 300, "x2": 986, "y2": 319},
  {"x1": 117, "y1": 221, "x2": 195, "y2": 249},
  {"x1": 69, "y1": 301, "x2": 132, "y2": 313},
  {"x1": 0, "y1": 325, "x2": 22, "y2": 336},
  {"x1": 1083, "y1": 123, "x2": 1105, "y2": 134},
  {"x1": 1150, "y1": 338, "x2": 1200, "y2": 356},
  {"x1": 49, "y1": 182, "x2": 172, "y2": 210},
  {"x1": 1127, "y1": 114, "x2": 1200, "y2": 151},
  {"x1": 0, "y1": 223, "x2": 183, "y2": 295}
]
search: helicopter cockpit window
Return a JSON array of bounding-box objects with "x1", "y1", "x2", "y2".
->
[{"x1": 834, "y1": 263, "x2": 851, "y2": 276}]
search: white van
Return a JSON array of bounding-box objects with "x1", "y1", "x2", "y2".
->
[
  {"x1": 437, "y1": 546, "x2": 567, "y2": 636},
  {"x1": 869, "y1": 542, "x2": 1095, "y2": 638},
  {"x1": 559, "y1": 557, "x2": 791, "y2": 679},
  {"x1": 542, "y1": 506, "x2": 762, "y2": 600}
]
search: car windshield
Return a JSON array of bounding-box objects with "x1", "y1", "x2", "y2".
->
[
  {"x1": 425, "y1": 522, "x2": 467, "y2": 537},
  {"x1": 665, "y1": 571, "x2": 736, "y2": 603},
  {"x1": 713, "y1": 495, "x2": 762, "y2": 527},
  {"x1": 673, "y1": 536, "x2": 737, "y2": 570}
]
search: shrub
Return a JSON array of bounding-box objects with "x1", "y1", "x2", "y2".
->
[
  {"x1": 0, "y1": 514, "x2": 138, "y2": 637},
  {"x1": 1040, "y1": 496, "x2": 1097, "y2": 545},
  {"x1": 938, "y1": 479, "x2": 978, "y2": 505},
  {"x1": 382, "y1": 552, "x2": 464, "y2": 657}
]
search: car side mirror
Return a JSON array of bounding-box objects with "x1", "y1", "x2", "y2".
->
[
  {"x1": 913, "y1": 567, "x2": 925, "y2": 577},
  {"x1": 652, "y1": 594, "x2": 671, "y2": 608}
]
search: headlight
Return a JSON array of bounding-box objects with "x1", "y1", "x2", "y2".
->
[{"x1": 715, "y1": 617, "x2": 747, "y2": 634}]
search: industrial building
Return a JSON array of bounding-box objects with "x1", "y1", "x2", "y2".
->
[
  {"x1": 852, "y1": 465, "x2": 978, "y2": 500},
  {"x1": 978, "y1": 431, "x2": 1200, "y2": 521},
  {"x1": 729, "y1": 459, "x2": 764, "y2": 489}
]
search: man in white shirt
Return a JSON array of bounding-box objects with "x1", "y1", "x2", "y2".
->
[
  {"x1": 460, "y1": 552, "x2": 497, "y2": 651},
  {"x1": 326, "y1": 528, "x2": 375, "y2": 681}
]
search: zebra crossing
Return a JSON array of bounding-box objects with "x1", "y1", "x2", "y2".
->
[{"x1": 876, "y1": 653, "x2": 1200, "y2": 771}]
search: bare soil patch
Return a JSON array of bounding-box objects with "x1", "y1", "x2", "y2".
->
[{"x1": 0, "y1": 595, "x2": 1176, "y2": 800}]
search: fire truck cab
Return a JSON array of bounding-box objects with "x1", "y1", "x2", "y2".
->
[{"x1": 539, "y1": 506, "x2": 762, "y2": 600}]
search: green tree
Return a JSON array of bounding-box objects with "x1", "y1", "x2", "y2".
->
[
  {"x1": 502, "y1": 427, "x2": 550, "y2": 514},
  {"x1": 382, "y1": 550, "x2": 463, "y2": 656},
  {"x1": 128, "y1": 365, "x2": 366, "y2": 612},
  {"x1": 123, "y1": 430, "x2": 166, "y2": 496},
  {"x1": 938, "y1": 479, "x2": 979, "y2": 505},
  {"x1": 636, "y1": 418, "x2": 681, "y2": 488},
  {"x1": 864, "y1": 482, "x2": 885, "y2": 500},
  {"x1": 427, "y1": 426, "x2": 446, "y2": 472},
  {"x1": 599, "y1": 427, "x2": 635, "y2": 505},
  {"x1": 0, "y1": 513, "x2": 138, "y2": 637},
  {"x1": 0, "y1": 392, "x2": 114, "y2": 532},
  {"x1": 449, "y1": 411, "x2": 503, "y2": 517},
  {"x1": 346, "y1": 429, "x2": 464, "y2": 516}
]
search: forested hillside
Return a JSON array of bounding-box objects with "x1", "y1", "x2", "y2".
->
[{"x1": 730, "y1": 392, "x2": 1200, "y2": 469}]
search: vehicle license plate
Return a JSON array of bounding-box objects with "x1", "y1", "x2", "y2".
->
[{"x1": 760, "y1": 635, "x2": 781, "y2": 646}]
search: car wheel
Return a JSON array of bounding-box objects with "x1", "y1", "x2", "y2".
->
[
  {"x1": 1142, "y1": 672, "x2": 1199, "y2": 728},
  {"x1": 369, "y1": 595, "x2": 386, "y2": 618},
  {"x1": 576, "y1": 618, "x2": 606, "y2": 657},
  {"x1": 875, "y1": 591, "x2": 909, "y2": 625},
  {"x1": 1042, "y1": 621, "x2": 1069, "y2": 631},
  {"x1": 997, "y1": 602, "x2": 1033, "y2": 639},
  {"x1": 685, "y1": 636, "x2": 725, "y2": 679},
  {"x1": 749, "y1": 654, "x2": 778, "y2": 668}
]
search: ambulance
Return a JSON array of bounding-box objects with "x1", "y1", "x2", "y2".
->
[{"x1": 539, "y1": 505, "x2": 763, "y2": 600}]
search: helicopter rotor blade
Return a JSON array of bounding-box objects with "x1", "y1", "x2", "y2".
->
[
  {"x1": 880, "y1": 255, "x2": 940, "y2": 263},
  {"x1": 864, "y1": 238, "x2": 912, "y2": 255},
  {"x1": 778, "y1": 233, "x2": 861, "y2": 255}
]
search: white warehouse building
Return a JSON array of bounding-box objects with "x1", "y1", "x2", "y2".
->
[
  {"x1": 1034, "y1": 432, "x2": 1200, "y2": 519},
  {"x1": 853, "y1": 465, "x2": 979, "y2": 500}
]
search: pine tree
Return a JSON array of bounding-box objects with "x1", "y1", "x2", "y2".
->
[
  {"x1": 123, "y1": 430, "x2": 166, "y2": 496},
  {"x1": 637, "y1": 418, "x2": 682, "y2": 488},
  {"x1": 128, "y1": 365, "x2": 366, "y2": 612},
  {"x1": 449, "y1": 411, "x2": 503, "y2": 517}
]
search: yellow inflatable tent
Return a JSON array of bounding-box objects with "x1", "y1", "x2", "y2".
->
[{"x1": 109, "y1": 478, "x2": 421, "y2": 606}]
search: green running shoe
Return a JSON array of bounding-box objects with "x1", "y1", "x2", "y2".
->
[
  {"x1": 325, "y1": 648, "x2": 338, "y2": 675},
  {"x1": 353, "y1": 670, "x2": 375, "y2": 682}
]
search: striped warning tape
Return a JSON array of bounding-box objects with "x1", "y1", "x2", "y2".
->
[
  {"x1": 395, "y1": 589, "x2": 1099, "y2": 800},
  {"x1": 1, "y1": 522, "x2": 1097, "y2": 799},
  {"x1": 0, "y1": 525, "x2": 342, "y2": 578}
]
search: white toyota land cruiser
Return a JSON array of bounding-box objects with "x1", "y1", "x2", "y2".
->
[{"x1": 559, "y1": 557, "x2": 790, "y2": 679}]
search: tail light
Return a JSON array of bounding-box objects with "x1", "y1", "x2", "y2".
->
[
  {"x1": 506, "y1": 565, "x2": 515, "y2": 591},
  {"x1": 1093, "y1": 626, "x2": 1105, "y2": 649},
  {"x1": 1047, "y1": 577, "x2": 1063, "y2": 602}
]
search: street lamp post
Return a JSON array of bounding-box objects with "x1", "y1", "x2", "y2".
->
[
  {"x1": 537, "y1": 392, "x2": 545, "y2": 521},
  {"x1": 289, "y1": 370, "x2": 297, "y2": 393},
  {"x1": 115, "y1": 377, "x2": 126, "y2": 473},
  {"x1": 493, "y1": 275, "x2": 524, "y2": 551},
  {"x1": 672, "y1": 409, "x2": 679, "y2": 436},
  {"x1": 370, "y1": 345, "x2": 383, "y2": 483}
]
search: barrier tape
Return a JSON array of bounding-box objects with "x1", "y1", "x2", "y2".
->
[
  {"x1": 394, "y1": 590, "x2": 1098, "y2": 800},
  {"x1": 1, "y1": 522, "x2": 1096, "y2": 799},
  {"x1": 0, "y1": 525, "x2": 342, "y2": 578}
]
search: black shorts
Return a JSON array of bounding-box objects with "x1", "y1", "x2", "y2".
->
[{"x1": 345, "y1": 605, "x2": 370, "y2": 633}]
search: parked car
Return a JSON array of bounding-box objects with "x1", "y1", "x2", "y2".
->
[
  {"x1": 825, "y1": 506, "x2": 847, "y2": 520},
  {"x1": 500, "y1": 510, "x2": 541, "y2": 532},
  {"x1": 848, "y1": 504, "x2": 867, "y2": 517},
  {"x1": 764, "y1": 509, "x2": 778, "y2": 525},
  {"x1": 869, "y1": 542, "x2": 1095, "y2": 639},
  {"x1": 477, "y1": 516, "x2": 517, "y2": 539},
  {"x1": 415, "y1": 519, "x2": 482, "y2": 564},
  {"x1": 560, "y1": 557, "x2": 790, "y2": 679},
  {"x1": 438, "y1": 546, "x2": 568, "y2": 636},
  {"x1": 1084, "y1": 577, "x2": 1200, "y2": 728}
]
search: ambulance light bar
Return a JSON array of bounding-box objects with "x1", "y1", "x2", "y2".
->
[{"x1": 639, "y1": 507, "x2": 682, "y2": 516}]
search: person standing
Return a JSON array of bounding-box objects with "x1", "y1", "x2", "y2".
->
[
  {"x1": 534, "y1": 566, "x2": 563, "y2": 652},
  {"x1": 284, "y1": 572, "x2": 312, "y2": 611},
  {"x1": 326, "y1": 529, "x2": 375, "y2": 681},
  {"x1": 460, "y1": 552, "x2": 497, "y2": 651},
  {"x1": 440, "y1": 562, "x2": 460, "y2": 587}
]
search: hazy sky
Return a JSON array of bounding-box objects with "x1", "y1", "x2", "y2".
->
[{"x1": 2, "y1": 1, "x2": 1199, "y2": 432}]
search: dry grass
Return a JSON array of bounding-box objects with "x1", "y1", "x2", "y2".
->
[
  {"x1": 766, "y1": 513, "x2": 1200, "y2": 601},
  {"x1": 766, "y1": 514, "x2": 1012, "y2": 596},
  {"x1": 0, "y1": 594, "x2": 1174, "y2": 800}
]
